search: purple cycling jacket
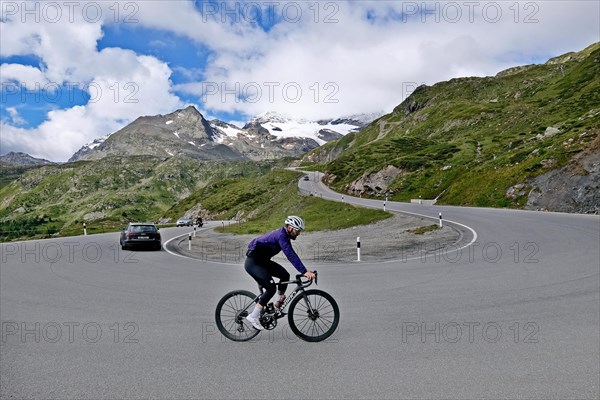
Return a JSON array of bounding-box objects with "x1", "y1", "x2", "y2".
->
[{"x1": 247, "y1": 227, "x2": 307, "y2": 274}]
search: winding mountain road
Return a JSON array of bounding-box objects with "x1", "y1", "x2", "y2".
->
[{"x1": 1, "y1": 174, "x2": 598, "y2": 399}]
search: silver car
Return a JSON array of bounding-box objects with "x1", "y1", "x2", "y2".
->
[{"x1": 176, "y1": 217, "x2": 193, "y2": 227}]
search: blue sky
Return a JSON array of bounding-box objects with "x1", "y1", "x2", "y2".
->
[{"x1": 1, "y1": 0, "x2": 599, "y2": 161}]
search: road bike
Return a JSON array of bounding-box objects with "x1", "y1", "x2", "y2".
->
[{"x1": 215, "y1": 271, "x2": 339, "y2": 342}]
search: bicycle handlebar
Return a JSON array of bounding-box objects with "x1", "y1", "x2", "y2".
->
[
  {"x1": 261, "y1": 271, "x2": 318, "y2": 293},
  {"x1": 294, "y1": 270, "x2": 317, "y2": 286}
]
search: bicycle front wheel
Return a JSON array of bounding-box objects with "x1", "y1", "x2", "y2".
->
[
  {"x1": 288, "y1": 289, "x2": 340, "y2": 342},
  {"x1": 215, "y1": 290, "x2": 260, "y2": 342}
]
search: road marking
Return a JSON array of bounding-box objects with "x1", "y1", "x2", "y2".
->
[{"x1": 164, "y1": 173, "x2": 480, "y2": 265}]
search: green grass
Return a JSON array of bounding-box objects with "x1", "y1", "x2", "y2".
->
[
  {"x1": 201, "y1": 170, "x2": 393, "y2": 234},
  {"x1": 0, "y1": 162, "x2": 392, "y2": 242},
  {"x1": 317, "y1": 42, "x2": 600, "y2": 207},
  {"x1": 0, "y1": 156, "x2": 274, "y2": 241}
]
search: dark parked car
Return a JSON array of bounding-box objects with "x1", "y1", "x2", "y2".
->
[
  {"x1": 176, "y1": 217, "x2": 193, "y2": 227},
  {"x1": 120, "y1": 223, "x2": 161, "y2": 250},
  {"x1": 303, "y1": 175, "x2": 310, "y2": 181}
]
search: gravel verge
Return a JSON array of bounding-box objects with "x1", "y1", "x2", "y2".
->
[{"x1": 172, "y1": 212, "x2": 467, "y2": 265}]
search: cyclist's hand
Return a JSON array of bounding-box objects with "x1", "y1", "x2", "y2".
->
[{"x1": 304, "y1": 271, "x2": 316, "y2": 281}]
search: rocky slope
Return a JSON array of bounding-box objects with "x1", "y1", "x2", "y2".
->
[
  {"x1": 69, "y1": 107, "x2": 378, "y2": 162},
  {"x1": 0, "y1": 152, "x2": 54, "y2": 166},
  {"x1": 310, "y1": 42, "x2": 600, "y2": 213},
  {"x1": 521, "y1": 130, "x2": 600, "y2": 213},
  {"x1": 69, "y1": 106, "x2": 241, "y2": 161}
]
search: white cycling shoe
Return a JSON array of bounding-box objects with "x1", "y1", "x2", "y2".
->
[{"x1": 246, "y1": 315, "x2": 264, "y2": 330}]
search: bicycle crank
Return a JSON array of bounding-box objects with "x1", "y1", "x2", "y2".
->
[{"x1": 260, "y1": 314, "x2": 278, "y2": 330}]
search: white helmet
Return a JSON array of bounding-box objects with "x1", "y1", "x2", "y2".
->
[{"x1": 285, "y1": 216, "x2": 305, "y2": 231}]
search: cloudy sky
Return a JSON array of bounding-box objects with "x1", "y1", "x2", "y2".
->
[{"x1": 1, "y1": 0, "x2": 598, "y2": 162}]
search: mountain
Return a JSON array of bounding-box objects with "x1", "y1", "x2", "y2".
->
[
  {"x1": 247, "y1": 111, "x2": 379, "y2": 145},
  {"x1": 70, "y1": 108, "x2": 379, "y2": 162},
  {"x1": 310, "y1": 42, "x2": 600, "y2": 214},
  {"x1": 0, "y1": 152, "x2": 54, "y2": 166},
  {"x1": 69, "y1": 106, "x2": 241, "y2": 162}
]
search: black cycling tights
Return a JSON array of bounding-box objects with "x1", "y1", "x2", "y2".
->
[{"x1": 244, "y1": 256, "x2": 290, "y2": 306}]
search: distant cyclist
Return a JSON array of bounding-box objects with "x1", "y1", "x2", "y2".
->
[{"x1": 244, "y1": 216, "x2": 316, "y2": 330}]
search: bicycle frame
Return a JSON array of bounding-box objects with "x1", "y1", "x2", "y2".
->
[
  {"x1": 241, "y1": 274, "x2": 315, "y2": 316},
  {"x1": 274, "y1": 274, "x2": 316, "y2": 313}
]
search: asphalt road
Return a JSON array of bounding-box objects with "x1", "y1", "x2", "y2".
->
[{"x1": 1, "y1": 174, "x2": 599, "y2": 399}]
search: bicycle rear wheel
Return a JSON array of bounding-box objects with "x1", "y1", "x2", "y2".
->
[
  {"x1": 288, "y1": 289, "x2": 340, "y2": 342},
  {"x1": 215, "y1": 290, "x2": 261, "y2": 342}
]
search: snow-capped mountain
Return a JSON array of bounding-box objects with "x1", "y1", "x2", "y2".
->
[
  {"x1": 241, "y1": 111, "x2": 378, "y2": 145},
  {"x1": 68, "y1": 134, "x2": 112, "y2": 162},
  {"x1": 69, "y1": 106, "x2": 239, "y2": 162},
  {"x1": 69, "y1": 107, "x2": 381, "y2": 162}
]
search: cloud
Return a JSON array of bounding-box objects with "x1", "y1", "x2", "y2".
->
[
  {"x1": 166, "y1": 1, "x2": 599, "y2": 120},
  {"x1": 1, "y1": 2, "x2": 182, "y2": 161},
  {"x1": 0, "y1": 64, "x2": 49, "y2": 89},
  {"x1": 1, "y1": 0, "x2": 598, "y2": 161},
  {"x1": 1, "y1": 50, "x2": 182, "y2": 161},
  {"x1": 5, "y1": 107, "x2": 27, "y2": 126}
]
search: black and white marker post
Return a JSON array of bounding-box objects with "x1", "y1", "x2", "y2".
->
[
  {"x1": 83, "y1": 223, "x2": 87, "y2": 236},
  {"x1": 439, "y1": 212, "x2": 443, "y2": 228},
  {"x1": 188, "y1": 233, "x2": 192, "y2": 250},
  {"x1": 356, "y1": 237, "x2": 361, "y2": 262}
]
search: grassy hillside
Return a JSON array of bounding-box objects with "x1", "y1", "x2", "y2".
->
[
  {"x1": 317, "y1": 42, "x2": 600, "y2": 208},
  {"x1": 0, "y1": 157, "x2": 389, "y2": 241},
  {"x1": 0, "y1": 156, "x2": 273, "y2": 240},
  {"x1": 180, "y1": 169, "x2": 391, "y2": 234}
]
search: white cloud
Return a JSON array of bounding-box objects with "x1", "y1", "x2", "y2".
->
[
  {"x1": 0, "y1": 51, "x2": 182, "y2": 161},
  {"x1": 5, "y1": 107, "x2": 27, "y2": 126},
  {"x1": 1, "y1": 0, "x2": 598, "y2": 161},
  {"x1": 0, "y1": 64, "x2": 49, "y2": 89},
  {"x1": 1, "y1": 1, "x2": 182, "y2": 161},
  {"x1": 167, "y1": 1, "x2": 600, "y2": 120}
]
